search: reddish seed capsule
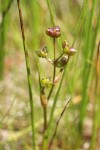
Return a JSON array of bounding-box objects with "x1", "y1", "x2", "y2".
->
[
  {"x1": 46, "y1": 26, "x2": 61, "y2": 38},
  {"x1": 66, "y1": 47, "x2": 77, "y2": 56},
  {"x1": 55, "y1": 55, "x2": 68, "y2": 68},
  {"x1": 60, "y1": 55, "x2": 68, "y2": 65}
]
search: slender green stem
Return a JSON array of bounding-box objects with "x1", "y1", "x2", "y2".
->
[
  {"x1": 42, "y1": 0, "x2": 88, "y2": 148},
  {"x1": 48, "y1": 38, "x2": 56, "y2": 100},
  {"x1": 43, "y1": 107, "x2": 47, "y2": 131},
  {"x1": 46, "y1": 57, "x2": 53, "y2": 65},
  {"x1": 79, "y1": 0, "x2": 97, "y2": 131},
  {"x1": 55, "y1": 53, "x2": 63, "y2": 61},
  {"x1": 72, "y1": 0, "x2": 87, "y2": 47},
  {"x1": 42, "y1": 57, "x2": 70, "y2": 150},
  {"x1": 42, "y1": 0, "x2": 89, "y2": 149},
  {"x1": 48, "y1": 98, "x2": 71, "y2": 150},
  {"x1": 0, "y1": 0, "x2": 14, "y2": 78},
  {"x1": 37, "y1": 63, "x2": 47, "y2": 136},
  {"x1": 26, "y1": 0, "x2": 39, "y2": 49},
  {"x1": 0, "y1": 0, "x2": 14, "y2": 30},
  {"x1": 17, "y1": 0, "x2": 35, "y2": 149},
  {"x1": 90, "y1": 42, "x2": 100, "y2": 150},
  {"x1": 46, "y1": 0, "x2": 55, "y2": 26},
  {"x1": 0, "y1": 15, "x2": 5, "y2": 79}
]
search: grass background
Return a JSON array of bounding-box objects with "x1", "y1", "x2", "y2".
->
[{"x1": 0, "y1": 0, "x2": 100, "y2": 150}]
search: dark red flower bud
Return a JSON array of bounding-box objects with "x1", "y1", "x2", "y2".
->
[
  {"x1": 54, "y1": 55, "x2": 68, "y2": 68},
  {"x1": 60, "y1": 55, "x2": 68, "y2": 66},
  {"x1": 46, "y1": 26, "x2": 61, "y2": 38}
]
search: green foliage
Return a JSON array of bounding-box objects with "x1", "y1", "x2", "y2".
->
[{"x1": 0, "y1": 0, "x2": 100, "y2": 150}]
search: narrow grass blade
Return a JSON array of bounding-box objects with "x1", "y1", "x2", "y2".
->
[
  {"x1": 79, "y1": 0, "x2": 98, "y2": 131},
  {"x1": 0, "y1": 0, "x2": 14, "y2": 78}
]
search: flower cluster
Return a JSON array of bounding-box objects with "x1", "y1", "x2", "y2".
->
[
  {"x1": 36, "y1": 46, "x2": 48, "y2": 58},
  {"x1": 36, "y1": 26, "x2": 77, "y2": 107},
  {"x1": 62, "y1": 40, "x2": 77, "y2": 56}
]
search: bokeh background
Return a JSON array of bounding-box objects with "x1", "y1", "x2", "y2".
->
[{"x1": 0, "y1": 0, "x2": 100, "y2": 150}]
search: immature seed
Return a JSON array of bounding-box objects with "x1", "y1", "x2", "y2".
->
[
  {"x1": 65, "y1": 47, "x2": 77, "y2": 56},
  {"x1": 36, "y1": 46, "x2": 48, "y2": 58},
  {"x1": 62, "y1": 40, "x2": 69, "y2": 49}
]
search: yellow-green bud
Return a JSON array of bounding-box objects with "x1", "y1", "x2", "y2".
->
[
  {"x1": 62, "y1": 40, "x2": 69, "y2": 49},
  {"x1": 36, "y1": 46, "x2": 48, "y2": 58},
  {"x1": 41, "y1": 77, "x2": 52, "y2": 88},
  {"x1": 63, "y1": 46, "x2": 69, "y2": 54}
]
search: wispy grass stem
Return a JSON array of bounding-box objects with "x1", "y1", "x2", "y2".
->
[
  {"x1": 48, "y1": 98, "x2": 71, "y2": 150},
  {"x1": 46, "y1": 0, "x2": 55, "y2": 26},
  {"x1": 90, "y1": 41, "x2": 100, "y2": 150},
  {"x1": 17, "y1": 0, "x2": 35, "y2": 149}
]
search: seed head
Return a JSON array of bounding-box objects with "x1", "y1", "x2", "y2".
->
[
  {"x1": 62, "y1": 40, "x2": 77, "y2": 56},
  {"x1": 36, "y1": 46, "x2": 48, "y2": 58},
  {"x1": 64, "y1": 47, "x2": 77, "y2": 56},
  {"x1": 46, "y1": 26, "x2": 61, "y2": 38},
  {"x1": 60, "y1": 55, "x2": 68, "y2": 66},
  {"x1": 55, "y1": 55, "x2": 68, "y2": 68}
]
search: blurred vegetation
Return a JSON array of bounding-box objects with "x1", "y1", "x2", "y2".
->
[{"x1": 0, "y1": 0, "x2": 100, "y2": 150}]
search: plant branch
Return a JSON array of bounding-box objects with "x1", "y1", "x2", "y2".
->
[
  {"x1": 45, "y1": 57, "x2": 53, "y2": 65},
  {"x1": 17, "y1": 0, "x2": 35, "y2": 149},
  {"x1": 42, "y1": 57, "x2": 70, "y2": 150},
  {"x1": 48, "y1": 97, "x2": 71, "y2": 150},
  {"x1": 48, "y1": 38, "x2": 56, "y2": 100},
  {"x1": 37, "y1": 64, "x2": 47, "y2": 133}
]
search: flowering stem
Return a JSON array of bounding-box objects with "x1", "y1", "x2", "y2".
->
[
  {"x1": 38, "y1": 65, "x2": 47, "y2": 132},
  {"x1": 42, "y1": 57, "x2": 70, "y2": 150},
  {"x1": 48, "y1": 38, "x2": 56, "y2": 100},
  {"x1": 54, "y1": 53, "x2": 63, "y2": 63},
  {"x1": 53, "y1": 38, "x2": 56, "y2": 81},
  {"x1": 17, "y1": 0, "x2": 35, "y2": 149},
  {"x1": 43, "y1": 107, "x2": 47, "y2": 131}
]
